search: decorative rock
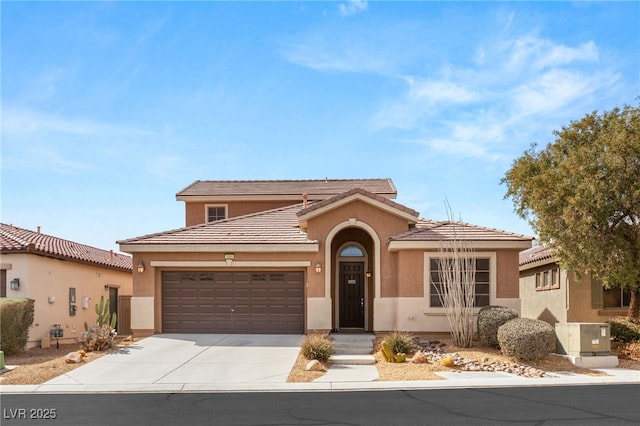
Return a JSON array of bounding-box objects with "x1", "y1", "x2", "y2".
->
[
  {"x1": 305, "y1": 360, "x2": 325, "y2": 372},
  {"x1": 64, "y1": 352, "x2": 83, "y2": 364},
  {"x1": 410, "y1": 351, "x2": 428, "y2": 364},
  {"x1": 440, "y1": 357, "x2": 455, "y2": 367}
]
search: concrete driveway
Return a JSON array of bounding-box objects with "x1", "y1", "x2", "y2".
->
[{"x1": 42, "y1": 334, "x2": 303, "y2": 391}]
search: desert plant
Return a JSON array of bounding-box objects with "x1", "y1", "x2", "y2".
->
[
  {"x1": 497, "y1": 318, "x2": 555, "y2": 361},
  {"x1": 382, "y1": 331, "x2": 417, "y2": 355},
  {"x1": 0, "y1": 298, "x2": 35, "y2": 355},
  {"x1": 79, "y1": 325, "x2": 116, "y2": 352},
  {"x1": 381, "y1": 341, "x2": 407, "y2": 363},
  {"x1": 477, "y1": 305, "x2": 519, "y2": 348},
  {"x1": 609, "y1": 317, "x2": 640, "y2": 343},
  {"x1": 80, "y1": 296, "x2": 117, "y2": 352},
  {"x1": 301, "y1": 334, "x2": 333, "y2": 362},
  {"x1": 434, "y1": 205, "x2": 477, "y2": 348}
]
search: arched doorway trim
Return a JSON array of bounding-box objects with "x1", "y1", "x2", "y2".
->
[{"x1": 324, "y1": 219, "x2": 381, "y2": 331}]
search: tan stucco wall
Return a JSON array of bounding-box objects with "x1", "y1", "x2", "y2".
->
[
  {"x1": 519, "y1": 264, "x2": 568, "y2": 324},
  {"x1": 520, "y1": 265, "x2": 626, "y2": 325},
  {"x1": 1, "y1": 253, "x2": 132, "y2": 348},
  {"x1": 305, "y1": 199, "x2": 410, "y2": 298},
  {"x1": 396, "y1": 250, "x2": 424, "y2": 297},
  {"x1": 566, "y1": 271, "x2": 626, "y2": 323},
  {"x1": 185, "y1": 201, "x2": 296, "y2": 226},
  {"x1": 496, "y1": 250, "x2": 520, "y2": 298}
]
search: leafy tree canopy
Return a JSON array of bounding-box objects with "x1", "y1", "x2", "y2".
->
[{"x1": 503, "y1": 102, "x2": 640, "y2": 317}]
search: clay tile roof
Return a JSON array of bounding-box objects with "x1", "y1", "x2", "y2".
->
[
  {"x1": 297, "y1": 187, "x2": 419, "y2": 218},
  {"x1": 519, "y1": 245, "x2": 556, "y2": 266},
  {"x1": 392, "y1": 220, "x2": 533, "y2": 242},
  {"x1": 0, "y1": 223, "x2": 132, "y2": 271},
  {"x1": 117, "y1": 204, "x2": 317, "y2": 246},
  {"x1": 176, "y1": 178, "x2": 397, "y2": 199}
]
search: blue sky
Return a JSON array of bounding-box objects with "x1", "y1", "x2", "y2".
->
[{"x1": 2, "y1": 1, "x2": 639, "y2": 253}]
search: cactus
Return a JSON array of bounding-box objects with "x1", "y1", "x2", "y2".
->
[
  {"x1": 381, "y1": 341, "x2": 406, "y2": 363},
  {"x1": 79, "y1": 296, "x2": 117, "y2": 352},
  {"x1": 95, "y1": 296, "x2": 117, "y2": 329}
]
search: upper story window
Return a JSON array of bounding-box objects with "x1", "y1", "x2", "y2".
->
[
  {"x1": 340, "y1": 245, "x2": 364, "y2": 257},
  {"x1": 535, "y1": 267, "x2": 560, "y2": 291},
  {"x1": 206, "y1": 205, "x2": 227, "y2": 223}
]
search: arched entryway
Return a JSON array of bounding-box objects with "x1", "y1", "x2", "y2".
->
[{"x1": 330, "y1": 227, "x2": 375, "y2": 332}]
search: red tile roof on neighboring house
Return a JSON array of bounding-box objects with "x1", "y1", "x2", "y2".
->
[
  {"x1": 519, "y1": 245, "x2": 556, "y2": 267},
  {"x1": 0, "y1": 223, "x2": 132, "y2": 271},
  {"x1": 391, "y1": 220, "x2": 533, "y2": 242},
  {"x1": 297, "y1": 188, "x2": 419, "y2": 219},
  {"x1": 117, "y1": 204, "x2": 318, "y2": 246},
  {"x1": 176, "y1": 178, "x2": 397, "y2": 199}
]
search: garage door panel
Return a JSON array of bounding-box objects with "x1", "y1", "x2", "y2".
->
[{"x1": 162, "y1": 271, "x2": 304, "y2": 333}]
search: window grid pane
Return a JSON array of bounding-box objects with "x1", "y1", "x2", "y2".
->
[{"x1": 429, "y1": 257, "x2": 490, "y2": 308}]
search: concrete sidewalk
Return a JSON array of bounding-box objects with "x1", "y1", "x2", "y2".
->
[{"x1": 1, "y1": 334, "x2": 639, "y2": 394}]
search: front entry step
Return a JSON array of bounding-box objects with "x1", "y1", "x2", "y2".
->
[{"x1": 330, "y1": 333, "x2": 376, "y2": 365}]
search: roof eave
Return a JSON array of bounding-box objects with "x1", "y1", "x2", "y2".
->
[
  {"x1": 388, "y1": 240, "x2": 533, "y2": 252},
  {"x1": 297, "y1": 192, "x2": 419, "y2": 224},
  {"x1": 119, "y1": 242, "x2": 320, "y2": 253}
]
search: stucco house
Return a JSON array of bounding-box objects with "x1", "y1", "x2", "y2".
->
[
  {"x1": 117, "y1": 178, "x2": 533, "y2": 336},
  {"x1": 0, "y1": 224, "x2": 133, "y2": 348},
  {"x1": 519, "y1": 245, "x2": 630, "y2": 325}
]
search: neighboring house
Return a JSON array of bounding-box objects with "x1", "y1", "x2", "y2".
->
[
  {"x1": 118, "y1": 178, "x2": 532, "y2": 336},
  {"x1": 0, "y1": 224, "x2": 133, "y2": 348},
  {"x1": 519, "y1": 245, "x2": 629, "y2": 325}
]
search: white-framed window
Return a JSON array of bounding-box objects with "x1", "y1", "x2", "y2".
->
[
  {"x1": 535, "y1": 267, "x2": 560, "y2": 291},
  {"x1": 205, "y1": 204, "x2": 227, "y2": 223},
  {"x1": 425, "y1": 253, "x2": 494, "y2": 309}
]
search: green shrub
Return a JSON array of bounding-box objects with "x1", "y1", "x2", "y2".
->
[
  {"x1": 301, "y1": 334, "x2": 333, "y2": 362},
  {"x1": 497, "y1": 318, "x2": 555, "y2": 361},
  {"x1": 609, "y1": 317, "x2": 640, "y2": 343},
  {"x1": 382, "y1": 331, "x2": 417, "y2": 355},
  {"x1": 0, "y1": 298, "x2": 35, "y2": 355},
  {"x1": 477, "y1": 305, "x2": 519, "y2": 348}
]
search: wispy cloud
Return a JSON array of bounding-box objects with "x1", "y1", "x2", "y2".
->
[
  {"x1": 371, "y1": 33, "x2": 619, "y2": 161},
  {"x1": 1, "y1": 106, "x2": 157, "y2": 174},
  {"x1": 339, "y1": 0, "x2": 368, "y2": 17},
  {"x1": 2, "y1": 106, "x2": 154, "y2": 138}
]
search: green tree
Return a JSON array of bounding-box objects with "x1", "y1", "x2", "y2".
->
[{"x1": 503, "y1": 103, "x2": 640, "y2": 319}]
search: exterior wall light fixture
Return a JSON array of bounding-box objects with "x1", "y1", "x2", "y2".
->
[
  {"x1": 366, "y1": 270, "x2": 372, "y2": 279},
  {"x1": 10, "y1": 278, "x2": 20, "y2": 290},
  {"x1": 137, "y1": 261, "x2": 145, "y2": 274},
  {"x1": 315, "y1": 263, "x2": 322, "y2": 273}
]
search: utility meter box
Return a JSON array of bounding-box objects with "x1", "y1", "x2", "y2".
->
[{"x1": 555, "y1": 323, "x2": 611, "y2": 357}]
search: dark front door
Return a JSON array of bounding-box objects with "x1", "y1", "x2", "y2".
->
[
  {"x1": 339, "y1": 262, "x2": 365, "y2": 328},
  {"x1": 109, "y1": 287, "x2": 118, "y2": 330}
]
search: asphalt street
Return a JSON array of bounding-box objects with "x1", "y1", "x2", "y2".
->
[{"x1": 3, "y1": 384, "x2": 639, "y2": 425}]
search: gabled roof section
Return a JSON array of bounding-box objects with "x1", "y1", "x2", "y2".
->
[
  {"x1": 388, "y1": 220, "x2": 533, "y2": 251},
  {"x1": 176, "y1": 178, "x2": 397, "y2": 202},
  {"x1": 118, "y1": 204, "x2": 319, "y2": 253},
  {"x1": 296, "y1": 188, "x2": 419, "y2": 225},
  {"x1": 519, "y1": 245, "x2": 556, "y2": 270},
  {"x1": 0, "y1": 223, "x2": 132, "y2": 271}
]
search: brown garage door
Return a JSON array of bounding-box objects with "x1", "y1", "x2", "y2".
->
[{"x1": 162, "y1": 271, "x2": 304, "y2": 334}]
